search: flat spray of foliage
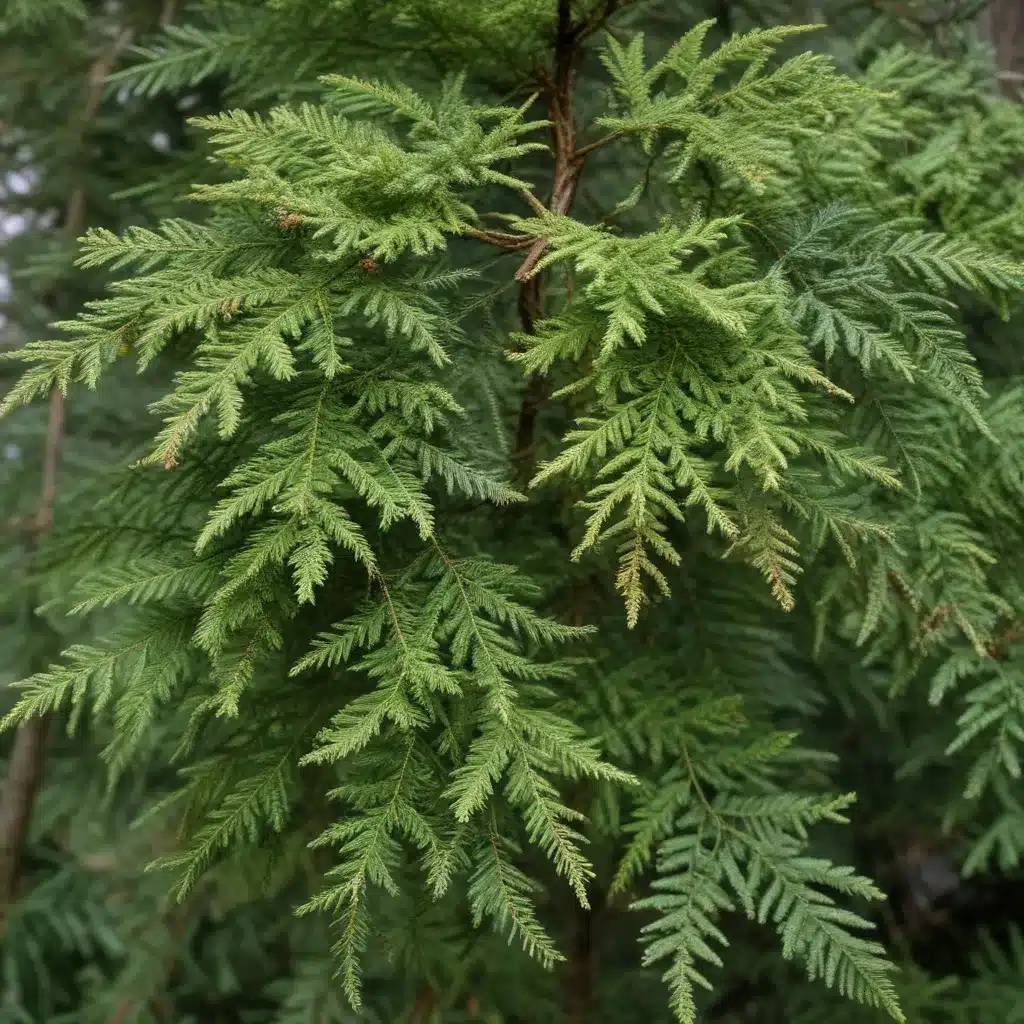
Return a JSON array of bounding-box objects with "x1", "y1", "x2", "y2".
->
[{"x1": 3, "y1": 5, "x2": 1024, "y2": 1022}]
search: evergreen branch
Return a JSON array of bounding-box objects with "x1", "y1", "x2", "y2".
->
[{"x1": 468, "y1": 821, "x2": 564, "y2": 968}]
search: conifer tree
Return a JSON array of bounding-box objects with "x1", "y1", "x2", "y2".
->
[{"x1": 3, "y1": 1, "x2": 1024, "y2": 1021}]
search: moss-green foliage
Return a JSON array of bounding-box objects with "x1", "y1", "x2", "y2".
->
[{"x1": 3, "y1": 1, "x2": 1024, "y2": 1021}]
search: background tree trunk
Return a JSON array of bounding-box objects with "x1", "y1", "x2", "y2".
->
[{"x1": 981, "y1": 0, "x2": 1024, "y2": 95}]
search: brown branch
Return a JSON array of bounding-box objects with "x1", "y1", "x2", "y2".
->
[
  {"x1": 0, "y1": 25, "x2": 133, "y2": 928},
  {"x1": 518, "y1": 188, "x2": 550, "y2": 218},
  {"x1": 983, "y1": 0, "x2": 1024, "y2": 98},
  {"x1": 513, "y1": 0, "x2": 588, "y2": 290},
  {"x1": 463, "y1": 227, "x2": 536, "y2": 250},
  {"x1": 515, "y1": 238, "x2": 553, "y2": 283},
  {"x1": 0, "y1": 712, "x2": 53, "y2": 917},
  {"x1": 572, "y1": 130, "x2": 622, "y2": 159},
  {"x1": 33, "y1": 389, "x2": 64, "y2": 533},
  {"x1": 565, "y1": 902, "x2": 596, "y2": 1024},
  {"x1": 512, "y1": 0, "x2": 615, "y2": 476},
  {"x1": 0, "y1": 388, "x2": 65, "y2": 920}
]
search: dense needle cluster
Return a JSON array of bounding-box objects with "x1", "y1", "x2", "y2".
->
[{"x1": 2, "y1": 1, "x2": 1024, "y2": 1021}]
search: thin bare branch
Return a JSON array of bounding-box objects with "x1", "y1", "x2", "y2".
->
[
  {"x1": 573, "y1": 130, "x2": 622, "y2": 159},
  {"x1": 463, "y1": 228, "x2": 536, "y2": 250},
  {"x1": 0, "y1": 25, "x2": 134, "y2": 926}
]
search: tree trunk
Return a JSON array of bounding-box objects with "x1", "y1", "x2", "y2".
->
[{"x1": 982, "y1": 0, "x2": 1024, "y2": 96}]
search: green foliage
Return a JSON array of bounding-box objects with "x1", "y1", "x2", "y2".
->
[{"x1": 4, "y1": 1, "x2": 1024, "y2": 1022}]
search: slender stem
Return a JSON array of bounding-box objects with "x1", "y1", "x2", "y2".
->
[
  {"x1": 512, "y1": 0, "x2": 600, "y2": 476},
  {"x1": 573, "y1": 130, "x2": 622, "y2": 158},
  {"x1": 463, "y1": 227, "x2": 535, "y2": 250},
  {"x1": 519, "y1": 188, "x2": 550, "y2": 218},
  {"x1": 33, "y1": 389, "x2": 64, "y2": 534}
]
